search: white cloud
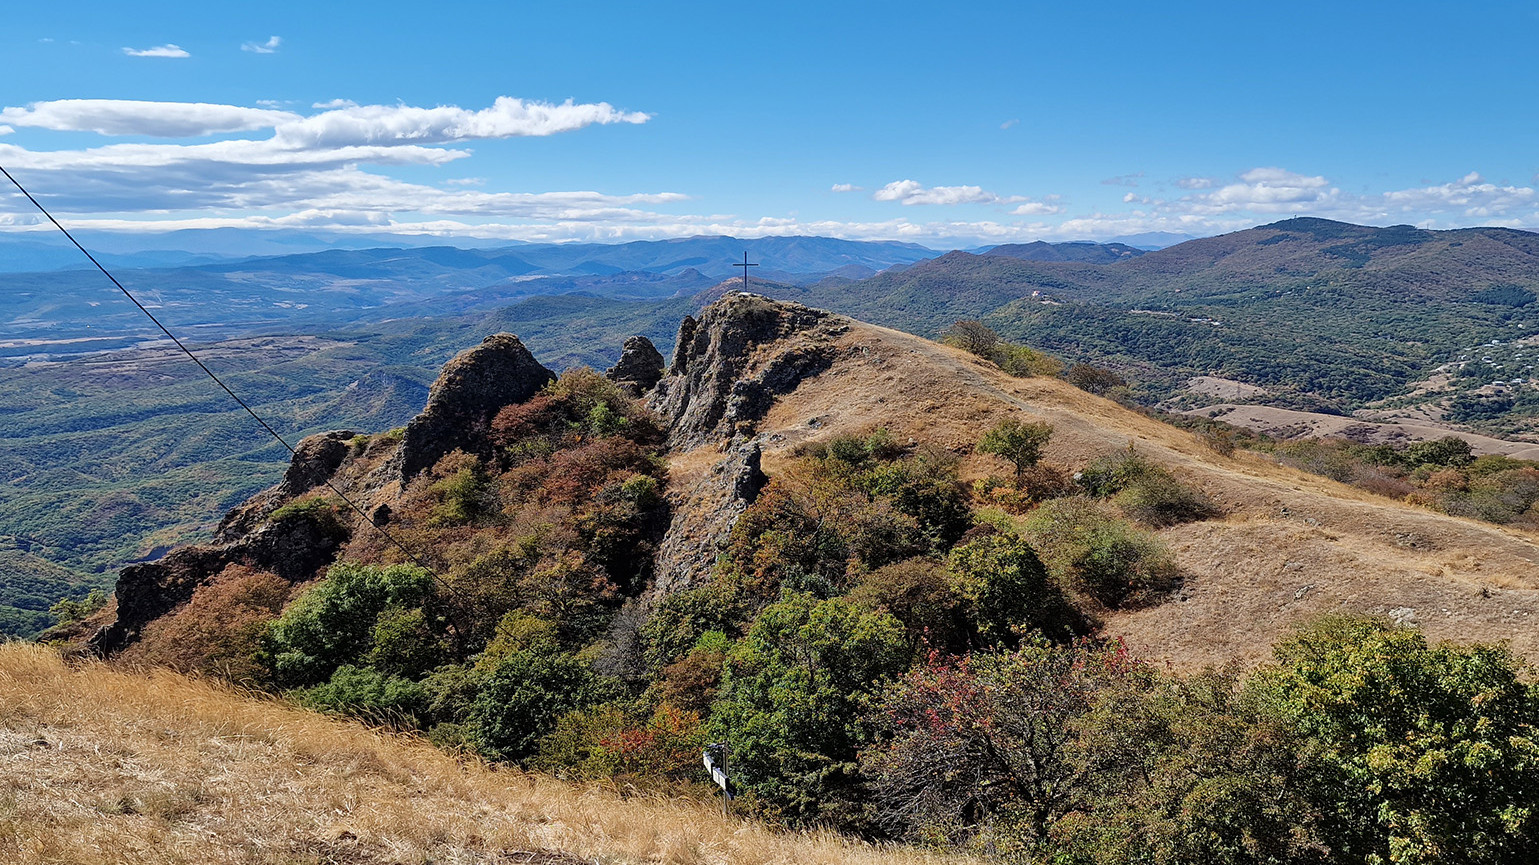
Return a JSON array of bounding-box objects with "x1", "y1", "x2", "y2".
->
[
  {"x1": 1175, "y1": 176, "x2": 1214, "y2": 189},
  {"x1": 1011, "y1": 195, "x2": 1063, "y2": 215},
  {"x1": 0, "y1": 125, "x2": 12, "y2": 136},
  {"x1": 311, "y1": 99, "x2": 357, "y2": 110},
  {"x1": 242, "y1": 36, "x2": 282, "y2": 54},
  {"x1": 1184, "y1": 167, "x2": 1337, "y2": 214},
  {"x1": 873, "y1": 179, "x2": 1024, "y2": 206},
  {"x1": 273, "y1": 96, "x2": 649, "y2": 147},
  {"x1": 1378, "y1": 172, "x2": 1534, "y2": 218},
  {"x1": 122, "y1": 44, "x2": 189, "y2": 58},
  {"x1": 0, "y1": 99, "x2": 299, "y2": 137},
  {"x1": 831, "y1": 183, "x2": 860, "y2": 192},
  {"x1": 1000, "y1": 118, "x2": 1019, "y2": 129},
  {"x1": 0, "y1": 96, "x2": 667, "y2": 232}
]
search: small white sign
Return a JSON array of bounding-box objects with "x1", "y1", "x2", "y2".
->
[{"x1": 702, "y1": 751, "x2": 733, "y2": 798}]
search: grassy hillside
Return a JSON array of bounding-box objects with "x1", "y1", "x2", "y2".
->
[
  {"x1": 778, "y1": 218, "x2": 1539, "y2": 425},
  {"x1": 0, "y1": 642, "x2": 950, "y2": 865}
]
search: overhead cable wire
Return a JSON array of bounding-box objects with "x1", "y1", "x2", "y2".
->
[{"x1": 0, "y1": 163, "x2": 457, "y2": 597}]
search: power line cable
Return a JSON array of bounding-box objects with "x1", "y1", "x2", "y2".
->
[{"x1": 0, "y1": 163, "x2": 457, "y2": 599}]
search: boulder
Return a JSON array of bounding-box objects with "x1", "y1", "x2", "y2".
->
[
  {"x1": 605, "y1": 336, "x2": 666, "y2": 397},
  {"x1": 398, "y1": 333, "x2": 555, "y2": 481}
]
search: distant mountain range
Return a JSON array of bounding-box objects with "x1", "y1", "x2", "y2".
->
[
  {"x1": 765, "y1": 218, "x2": 1539, "y2": 428},
  {"x1": 7, "y1": 217, "x2": 1539, "y2": 633}
]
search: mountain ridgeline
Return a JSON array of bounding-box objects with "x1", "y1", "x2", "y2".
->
[
  {"x1": 767, "y1": 218, "x2": 1539, "y2": 422},
  {"x1": 9, "y1": 219, "x2": 1539, "y2": 642},
  {"x1": 56, "y1": 292, "x2": 1539, "y2": 862}
]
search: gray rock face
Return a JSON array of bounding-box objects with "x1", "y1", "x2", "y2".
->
[
  {"x1": 644, "y1": 294, "x2": 848, "y2": 597},
  {"x1": 650, "y1": 440, "x2": 770, "y2": 597},
  {"x1": 605, "y1": 335, "x2": 666, "y2": 397},
  {"x1": 215, "y1": 430, "x2": 356, "y2": 541},
  {"x1": 648, "y1": 294, "x2": 837, "y2": 450},
  {"x1": 399, "y1": 333, "x2": 555, "y2": 481}
]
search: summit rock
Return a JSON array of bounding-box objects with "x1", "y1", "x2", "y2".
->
[{"x1": 398, "y1": 333, "x2": 555, "y2": 481}]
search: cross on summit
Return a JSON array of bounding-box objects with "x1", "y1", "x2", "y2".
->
[{"x1": 733, "y1": 250, "x2": 758, "y2": 291}]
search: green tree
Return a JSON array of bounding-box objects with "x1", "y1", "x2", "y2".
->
[
  {"x1": 708, "y1": 593, "x2": 908, "y2": 826},
  {"x1": 1405, "y1": 436, "x2": 1475, "y2": 468},
  {"x1": 1252, "y1": 616, "x2": 1539, "y2": 864},
  {"x1": 260, "y1": 562, "x2": 438, "y2": 687},
  {"x1": 979, "y1": 418, "x2": 1054, "y2": 484},
  {"x1": 1059, "y1": 670, "x2": 1329, "y2": 865},
  {"x1": 946, "y1": 529, "x2": 1082, "y2": 645},
  {"x1": 470, "y1": 648, "x2": 615, "y2": 762}
]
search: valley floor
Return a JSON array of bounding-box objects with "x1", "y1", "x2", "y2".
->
[{"x1": 0, "y1": 643, "x2": 955, "y2": 865}]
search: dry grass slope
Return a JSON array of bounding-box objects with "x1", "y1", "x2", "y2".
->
[
  {"x1": 692, "y1": 316, "x2": 1539, "y2": 668},
  {"x1": 0, "y1": 643, "x2": 963, "y2": 865}
]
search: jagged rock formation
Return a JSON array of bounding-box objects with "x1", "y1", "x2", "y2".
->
[
  {"x1": 85, "y1": 300, "x2": 850, "y2": 655},
  {"x1": 398, "y1": 333, "x2": 555, "y2": 481},
  {"x1": 646, "y1": 293, "x2": 845, "y2": 594},
  {"x1": 215, "y1": 430, "x2": 356, "y2": 541},
  {"x1": 605, "y1": 336, "x2": 666, "y2": 397},
  {"x1": 651, "y1": 440, "x2": 769, "y2": 596},
  {"x1": 89, "y1": 331, "x2": 557, "y2": 658},
  {"x1": 649, "y1": 293, "x2": 840, "y2": 450},
  {"x1": 89, "y1": 504, "x2": 348, "y2": 655}
]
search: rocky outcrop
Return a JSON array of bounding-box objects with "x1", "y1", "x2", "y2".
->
[
  {"x1": 644, "y1": 294, "x2": 847, "y2": 595},
  {"x1": 648, "y1": 294, "x2": 839, "y2": 450},
  {"x1": 650, "y1": 440, "x2": 769, "y2": 597},
  {"x1": 89, "y1": 504, "x2": 349, "y2": 656},
  {"x1": 398, "y1": 333, "x2": 554, "y2": 481},
  {"x1": 215, "y1": 430, "x2": 356, "y2": 541},
  {"x1": 605, "y1": 336, "x2": 665, "y2": 397},
  {"x1": 88, "y1": 332, "x2": 560, "y2": 658}
]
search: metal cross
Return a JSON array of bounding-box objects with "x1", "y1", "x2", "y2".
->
[{"x1": 732, "y1": 250, "x2": 758, "y2": 292}]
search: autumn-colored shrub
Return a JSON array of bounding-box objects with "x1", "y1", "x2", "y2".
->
[
  {"x1": 848, "y1": 557, "x2": 969, "y2": 653},
  {"x1": 123, "y1": 565, "x2": 291, "y2": 681},
  {"x1": 1077, "y1": 447, "x2": 1220, "y2": 527}
]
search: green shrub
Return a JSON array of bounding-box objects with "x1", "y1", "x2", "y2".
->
[
  {"x1": 260, "y1": 562, "x2": 437, "y2": 687},
  {"x1": 1077, "y1": 448, "x2": 1219, "y2": 527},
  {"x1": 470, "y1": 648, "x2": 617, "y2": 763},
  {"x1": 291, "y1": 664, "x2": 429, "y2": 726},
  {"x1": 267, "y1": 495, "x2": 349, "y2": 541},
  {"x1": 1405, "y1": 435, "x2": 1475, "y2": 468},
  {"x1": 947, "y1": 530, "x2": 1081, "y2": 644},
  {"x1": 49, "y1": 588, "x2": 106, "y2": 625},
  {"x1": 993, "y1": 343, "x2": 1063, "y2": 377},
  {"x1": 1023, "y1": 497, "x2": 1178, "y2": 608}
]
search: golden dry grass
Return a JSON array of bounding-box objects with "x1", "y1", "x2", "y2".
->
[
  {"x1": 731, "y1": 317, "x2": 1539, "y2": 668},
  {"x1": 0, "y1": 643, "x2": 961, "y2": 865}
]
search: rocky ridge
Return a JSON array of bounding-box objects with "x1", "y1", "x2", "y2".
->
[{"x1": 85, "y1": 300, "x2": 841, "y2": 656}]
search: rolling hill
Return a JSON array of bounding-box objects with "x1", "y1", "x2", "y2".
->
[{"x1": 770, "y1": 218, "x2": 1539, "y2": 433}]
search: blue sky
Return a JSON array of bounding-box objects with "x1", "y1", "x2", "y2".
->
[{"x1": 1, "y1": 1, "x2": 1536, "y2": 246}]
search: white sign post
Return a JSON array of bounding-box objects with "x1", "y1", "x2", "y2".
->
[{"x1": 703, "y1": 743, "x2": 732, "y2": 815}]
